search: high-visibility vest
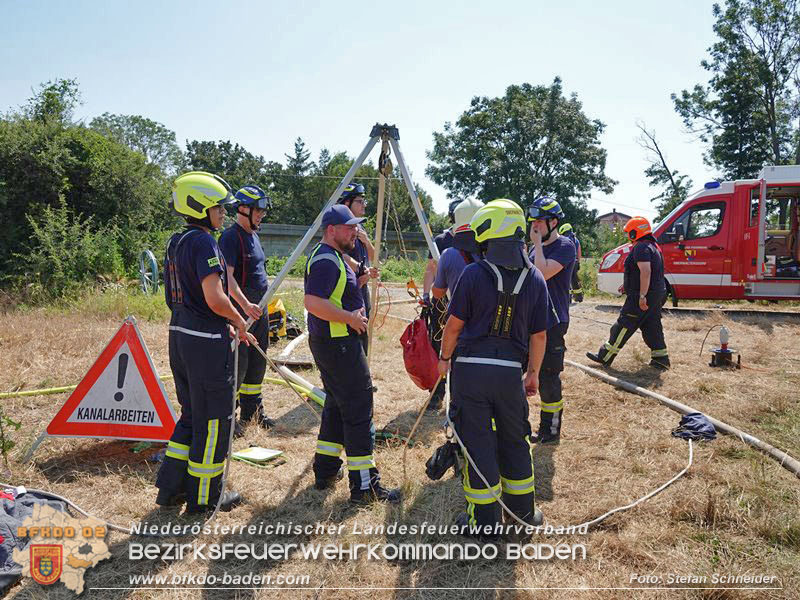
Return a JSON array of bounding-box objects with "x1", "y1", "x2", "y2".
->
[{"x1": 306, "y1": 244, "x2": 348, "y2": 338}]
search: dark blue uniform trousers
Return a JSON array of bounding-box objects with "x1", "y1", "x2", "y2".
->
[
  {"x1": 537, "y1": 321, "x2": 569, "y2": 438},
  {"x1": 156, "y1": 309, "x2": 234, "y2": 507},
  {"x1": 235, "y1": 288, "x2": 270, "y2": 421},
  {"x1": 595, "y1": 290, "x2": 668, "y2": 365},
  {"x1": 310, "y1": 335, "x2": 380, "y2": 493},
  {"x1": 450, "y1": 356, "x2": 537, "y2": 528}
]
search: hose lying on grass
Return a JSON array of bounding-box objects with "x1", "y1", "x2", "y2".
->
[{"x1": 566, "y1": 359, "x2": 800, "y2": 479}]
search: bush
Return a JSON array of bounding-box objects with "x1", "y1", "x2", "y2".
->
[
  {"x1": 379, "y1": 257, "x2": 425, "y2": 283},
  {"x1": 582, "y1": 225, "x2": 628, "y2": 258},
  {"x1": 266, "y1": 255, "x2": 307, "y2": 278},
  {"x1": 14, "y1": 197, "x2": 125, "y2": 300}
]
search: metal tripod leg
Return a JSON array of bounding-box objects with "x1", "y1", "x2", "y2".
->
[
  {"x1": 389, "y1": 136, "x2": 440, "y2": 261},
  {"x1": 248, "y1": 134, "x2": 380, "y2": 326}
]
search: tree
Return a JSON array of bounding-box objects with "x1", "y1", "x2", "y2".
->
[
  {"x1": 90, "y1": 113, "x2": 184, "y2": 174},
  {"x1": 22, "y1": 78, "x2": 81, "y2": 124},
  {"x1": 637, "y1": 122, "x2": 694, "y2": 221},
  {"x1": 0, "y1": 119, "x2": 174, "y2": 274},
  {"x1": 426, "y1": 78, "x2": 616, "y2": 235},
  {"x1": 672, "y1": 0, "x2": 800, "y2": 178}
]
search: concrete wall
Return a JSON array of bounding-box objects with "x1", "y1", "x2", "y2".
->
[{"x1": 257, "y1": 223, "x2": 434, "y2": 260}]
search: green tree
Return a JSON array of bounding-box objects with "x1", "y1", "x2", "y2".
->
[
  {"x1": 426, "y1": 78, "x2": 615, "y2": 236},
  {"x1": 184, "y1": 138, "x2": 288, "y2": 216},
  {"x1": 22, "y1": 78, "x2": 81, "y2": 124},
  {"x1": 0, "y1": 80, "x2": 175, "y2": 276},
  {"x1": 637, "y1": 122, "x2": 694, "y2": 221},
  {"x1": 90, "y1": 113, "x2": 185, "y2": 174},
  {"x1": 672, "y1": 0, "x2": 800, "y2": 178}
]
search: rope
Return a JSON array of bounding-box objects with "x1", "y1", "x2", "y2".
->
[
  {"x1": 570, "y1": 313, "x2": 616, "y2": 327},
  {"x1": 402, "y1": 376, "x2": 444, "y2": 482},
  {"x1": 389, "y1": 182, "x2": 409, "y2": 258},
  {"x1": 569, "y1": 441, "x2": 692, "y2": 530},
  {"x1": 373, "y1": 283, "x2": 392, "y2": 331},
  {"x1": 382, "y1": 179, "x2": 392, "y2": 256}
]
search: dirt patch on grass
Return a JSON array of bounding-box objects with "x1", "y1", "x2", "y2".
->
[{"x1": 1, "y1": 296, "x2": 798, "y2": 598}]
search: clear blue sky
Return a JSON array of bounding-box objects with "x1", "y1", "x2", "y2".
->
[{"x1": 1, "y1": 0, "x2": 722, "y2": 220}]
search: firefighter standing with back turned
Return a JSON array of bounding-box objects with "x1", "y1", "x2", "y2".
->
[
  {"x1": 527, "y1": 197, "x2": 576, "y2": 444},
  {"x1": 428, "y1": 198, "x2": 484, "y2": 412},
  {"x1": 304, "y1": 204, "x2": 401, "y2": 504},
  {"x1": 586, "y1": 216, "x2": 670, "y2": 369},
  {"x1": 155, "y1": 171, "x2": 255, "y2": 514},
  {"x1": 423, "y1": 199, "x2": 462, "y2": 409},
  {"x1": 438, "y1": 199, "x2": 555, "y2": 532},
  {"x1": 218, "y1": 184, "x2": 276, "y2": 433}
]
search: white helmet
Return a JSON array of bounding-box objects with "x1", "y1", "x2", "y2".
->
[{"x1": 453, "y1": 198, "x2": 485, "y2": 233}]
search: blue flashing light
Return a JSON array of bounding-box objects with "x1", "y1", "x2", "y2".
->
[{"x1": 704, "y1": 181, "x2": 721, "y2": 189}]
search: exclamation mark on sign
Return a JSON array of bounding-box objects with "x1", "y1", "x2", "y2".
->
[{"x1": 114, "y1": 353, "x2": 129, "y2": 402}]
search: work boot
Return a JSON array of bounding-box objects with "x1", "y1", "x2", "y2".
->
[
  {"x1": 454, "y1": 512, "x2": 499, "y2": 542},
  {"x1": 531, "y1": 431, "x2": 560, "y2": 444},
  {"x1": 649, "y1": 356, "x2": 671, "y2": 370},
  {"x1": 155, "y1": 489, "x2": 186, "y2": 507},
  {"x1": 426, "y1": 393, "x2": 443, "y2": 412},
  {"x1": 240, "y1": 404, "x2": 276, "y2": 430},
  {"x1": 233, "y1": 419, "x2": 245, "y2": 439},
  {"x1": 185, "y1": 491, "x2": 243, "y2": 514},
  {"x1": 314, "y1": 467, "x2": 344, "y2": 491},
  {"x1": 586, "y1": 351, "x2": 611, "y2": 367},
  {"x1": 350, "y1": 484, "x2": 402, "y2": 505},
  {"x1": 575, "y1": 292, "x2": 584, "y2": 303}
]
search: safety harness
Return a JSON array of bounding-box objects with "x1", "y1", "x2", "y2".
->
[{"x1": 481, "y1": 261, "x2": 529, "y2": 339}]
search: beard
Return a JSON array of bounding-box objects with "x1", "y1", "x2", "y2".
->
[{"x1": 333, "y1": 234, "x2": 356, "y2": 253}]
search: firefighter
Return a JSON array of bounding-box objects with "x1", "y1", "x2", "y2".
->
[
  {"x1": 558, "y1": 223, "x2": 583, "y2": 303},
  {"x1": 218, "y1": 184, "x2": 276, "y2": 433},
  {"x1": 438, "y1": 199, "x2": 555, "y2": 531},
  {"x1": 155, "y1": 171, "x2": 256, "y2": 514},
  {"x1": 428, "y1": 198, "x2": 484, "y2": 411},
  {"x1": 528, "y1": 198, "x2": 575, "y2": 444},
  {"x1": 304, "y1": 204, "x2": 401, "y2": 504},
  {"x1": 336, "y1": 183, "x2": 378, "y2": 355},
  {"x1": 586, "y1": 216, "x2": 670, "y2": 369},
  {"x1": 423, "y1": 199, "x2": 462, "y2": 407}
]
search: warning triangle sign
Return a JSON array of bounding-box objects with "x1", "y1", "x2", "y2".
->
[{"x1": 46, "y1": 317, "x2": 177, "y2": 441}]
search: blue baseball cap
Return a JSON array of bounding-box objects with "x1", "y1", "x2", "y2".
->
[{"x1": 321, "y1": 204, "x2": 366, "y2": 227}]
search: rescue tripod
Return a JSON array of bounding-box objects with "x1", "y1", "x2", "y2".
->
[
  {"x1": 246, "y1": 123, "x2": 441, "y2": 337},
  {"x1": 217, "y1": 125, "x2": 444, "y2": 517}
]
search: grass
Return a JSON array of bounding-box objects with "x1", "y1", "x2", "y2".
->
[{"x1": 1, "y1": 289, "x2": 799, "y2": 598}]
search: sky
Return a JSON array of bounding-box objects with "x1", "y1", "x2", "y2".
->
[{"x1": 1, "y1": 0, "x2": 724, "y2": 221}]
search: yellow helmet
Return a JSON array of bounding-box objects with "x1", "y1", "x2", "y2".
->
[
  {"x1": 469, "y1": 199, "x2": 526, "y2": 243},
  {"x1": 171, "y1": 171, "x2": 234, "y2": 219}
]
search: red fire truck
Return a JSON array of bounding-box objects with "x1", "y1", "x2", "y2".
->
[{"x1": 597, "y1": 165, "x2": 800, "y2": 304}]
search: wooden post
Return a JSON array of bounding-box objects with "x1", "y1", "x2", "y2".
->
[{"x1": 367, "y1": 138, "x2": 389, "y2": 362}]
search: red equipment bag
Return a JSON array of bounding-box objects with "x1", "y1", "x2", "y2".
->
[{"x1": 400, "y1": 317, "x2": 440, "y2": 391}]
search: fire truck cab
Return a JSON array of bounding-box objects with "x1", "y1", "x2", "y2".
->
[{"x1": 597, "y1": 165, "x2": 800, "y2": 303}]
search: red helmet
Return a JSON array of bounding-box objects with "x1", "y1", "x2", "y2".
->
[{"x1": 624, "y1": 216, "x2": 652, "y2": 241}]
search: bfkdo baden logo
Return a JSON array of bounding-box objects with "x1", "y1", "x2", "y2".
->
[
  {"x1": 12, "y1": 504, "x2": 111, "y2": 594},
  {"x1": 30, "y1": 544, "x2": 63, "y2": 585}
]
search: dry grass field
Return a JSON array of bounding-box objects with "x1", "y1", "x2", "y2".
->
[{"x1": 1, "y1": 287, "x2": 798, "y2": 599}]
